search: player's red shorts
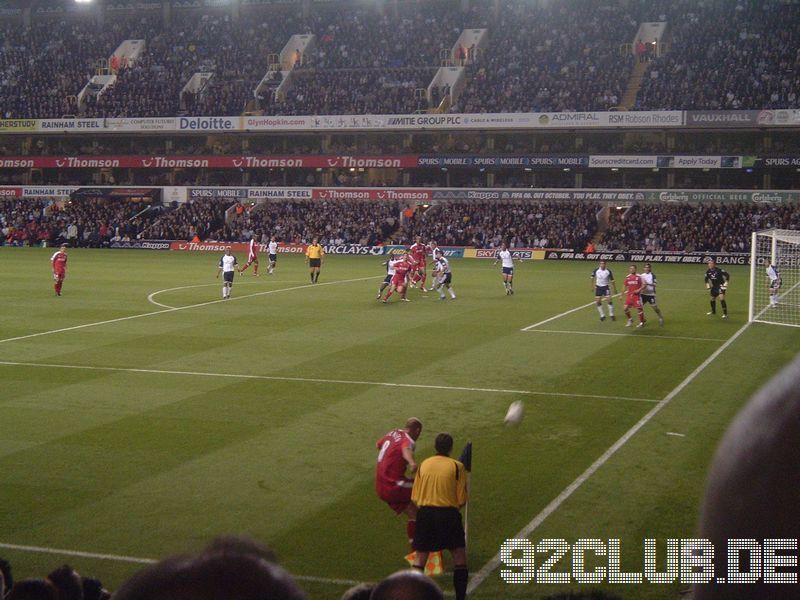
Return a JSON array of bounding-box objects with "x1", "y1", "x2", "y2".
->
[
  {"x1": 625, "y1": 294, "x2": 642, "y2": 308},
  {"x1": 378, "y1": 482, "x2": 413, "y2": 514},
  {"x1": 53, "y1": 271, "x2": 65, "y2": 282},
  {"x1": 247, "y1": 252, "x2": 258, "y2": 262},
  {"x1": 391, "y1": 273, "x2": 407, "y2": 288}
]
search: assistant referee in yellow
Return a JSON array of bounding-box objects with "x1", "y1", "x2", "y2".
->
[
  {"x1": 305, "y1": 236, "x2": 324, "y2": 283},
  {"x1": 411, "y1": 432, "x2": 468, "y2": 600}
]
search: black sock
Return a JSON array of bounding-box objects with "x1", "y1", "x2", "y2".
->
[
  {"x1": 310, "y1": 273, "x2": 314, "y2": 283},
  {"x1": 314, "y1": 272, "x2": 319, "y2": 282},
  {"x1": 721, "y1": 300, "x2": 727, "y2": 315},
  {"x1": 710, "y1": 300, "x2": 716, "y2": 314},
  {"x1": 453, "y1": 566, "x2": 468, "y2": 600}
]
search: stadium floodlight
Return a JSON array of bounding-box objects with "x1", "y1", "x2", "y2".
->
[
  {"x1": 75, "y1": 0, "x2": 94, "y2": 4},
  {"x1": 749, "y1": 228, "x2": 800, "y2": 327}
]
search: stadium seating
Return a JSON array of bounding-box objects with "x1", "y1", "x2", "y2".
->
[
  {"x1": 2, "y1": 0, "x2": 796, "y2": 117},
  {"x1": 402, "y1": 200, "x2": 599, "y2": 249},
  {"x1": 599, "y1": 202, "x2": 800, "y2": 253},
  {"x1": 635, "y1": 0, "x2": 800, "y2": 110},
  {"x1": 226, "y1": 199, "x2": 403, "y2": 245}
]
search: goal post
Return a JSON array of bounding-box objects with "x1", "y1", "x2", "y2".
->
[{"x1": 749, "y1": 228, "x2": 800, "y2": 327}]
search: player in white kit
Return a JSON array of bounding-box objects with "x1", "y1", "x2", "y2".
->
[
  {"x1": 268, "y1": 237, "x2": 278, "y2": 274},
  {"x1": 767, "y1": 264, "x2": 781, "y2": 307},
  {"x1": 216, "y1": 248, "x2": 238, "y2": 299},
  {"x1": 433, "y1": 251, "x2": 456, "y2": 300},
  {"x1": 591, "y1": 260, "x2": 617, "y2": 321},
  {"x1": 494, "y1": 243, "x2": 515, "y2": 295},
  {"x1": 640, "y1": 263, "x2": 664, "y2": 326}
]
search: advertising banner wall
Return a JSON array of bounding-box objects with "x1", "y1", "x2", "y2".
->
[
  {"x1": 543, "y1": 250, "x2": 753, "y2": 265},
  {"x1": 0, "y1": 153, "x2": 773, "y2": 171},
  {"x1": 3, "y1": 111, "x2": 800, "y2": 135},
  {"x1": 1, "y1": 186, "x2": 797, "y2": 204},
  {"x1": 685, "y1": 110, "x2": 800, "y2": 128}
]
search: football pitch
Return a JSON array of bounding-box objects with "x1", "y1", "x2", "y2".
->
[{"x1": 0, "y1": 247, "x2": 798, "y2": 599}]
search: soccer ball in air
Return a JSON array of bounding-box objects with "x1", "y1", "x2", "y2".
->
[{"x1": 504, "y1": 401, "x2": 525, "y2": 426}]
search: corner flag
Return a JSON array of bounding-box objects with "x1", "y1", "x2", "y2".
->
[
  {"x1": 458, "y1": 441, "x2": 472, "y2": 472},
  {"x1": 458, "y1": 442, "x2": 472, "y2": 550}
]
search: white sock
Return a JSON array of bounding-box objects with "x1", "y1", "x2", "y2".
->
[
  {"x1": 597, "y1": 304, "x2": 605, "y2": 317},
  {"x1": 608, "y1": 304, "x2": 615, "y2": 316},
  {"x1": 449, "y1": 288, "x2": 456, "y2": 298},
  {"x1": 222, "y1": 286, "x2": 226, "y2": 298}
]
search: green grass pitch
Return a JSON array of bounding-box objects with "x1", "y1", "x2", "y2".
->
[{"x1": 0, "y1": 247, "x2": 798, "y2": 599}]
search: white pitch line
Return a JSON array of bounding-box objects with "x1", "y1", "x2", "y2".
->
[
  {"x1": 0, "y1": 276, "x2": 378, "y2": 346},
  {"x1": 0, "y1": 360, "x2": 659, "y2": 404},
  {"x1": 147, "y1": 280, "x2": 305, "y2": 309},
  {"x1": 520, "y1": 301, "x2": 597, "y2": 331},
  {"x1": 523, "y1": 329, "x2": 727, "y2": 342},
  {"x1": 666, "y1": 432, "x2": 686, "y2": 437},
  {"x1": 0, "y1": 542, "x2": 362, "y2": 587},
  {"x1": 467, "y1": 319, "x2": 753, "y2": 595}
]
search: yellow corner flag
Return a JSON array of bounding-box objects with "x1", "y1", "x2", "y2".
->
[{"x1": 404, "y1": 551, "x2": 444, "y2": 576}]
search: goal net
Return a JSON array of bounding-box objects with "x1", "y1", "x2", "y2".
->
[{"x1": 749, "y1": 229, "x2": 800, "y2": 327}]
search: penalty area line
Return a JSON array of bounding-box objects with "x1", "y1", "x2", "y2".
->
[
  {"x1": 523, "y1": 329, "x2": 727, "y2": 343},
  {"x1": 0, "y1": 276, "x2": 379, "y2": 346},
  {"x1": 0, "y1": 360, "x2": 659, "y2": 404},
  {"x1": 467, "y1": 319, "x2": 753, "y2": 595},
  {"x1": 0, "y1": 542, "x2": 362, "y2": 588},
  {"x1": 520, "y1": 301, "x2": 597, "y2": 331}
]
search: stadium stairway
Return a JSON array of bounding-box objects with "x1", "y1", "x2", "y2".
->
[{"x1": 618, "y1": 58, "x2": 649, "y2": 110}]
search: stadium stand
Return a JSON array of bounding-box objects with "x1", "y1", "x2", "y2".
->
[
  {"x1": 599, "y1": 202, "x2": 800, "y2": 253},
  {"x1": 3, "y1": 0, "x2": 796, "y2": 117},
  {"x1": 635, "y1": 0, "x2": 800, "y2": 110},
  {"x1": 401, "y1": 200, "x2": 599, "y2": 249},
  {"x1": 225, "y1": 199, "x2": 403, "y2": 245}
]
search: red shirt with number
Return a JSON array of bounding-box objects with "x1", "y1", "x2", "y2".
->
[
  {"x1": 624, "y1": 273, "x2": 643, "y2": 307},
  {"x1": 375, "y1": 428, "x2": 415, "y2": 498}
]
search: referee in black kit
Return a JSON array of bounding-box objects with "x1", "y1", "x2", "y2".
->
[{"x1": 411, "y1": 432, "x2": 469, "y2": 600}]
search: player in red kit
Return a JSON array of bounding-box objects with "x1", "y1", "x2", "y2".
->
[
  {"x1": 623, "y1": 264, "x2": 646, "y2": 328},
  {"x1": 50, "y1": 244, "x2": 68, "y2": 296},
  {"x1": 409, "y1": 237, "x2": 431, "y2": 292},
  {"x1": 383, "y1": 253, "x2": 415, "y2": 302},
  {"x1": 239, "y1": 236, "x2": 259, "y2": 276},
  {"x1": 376, "y1": 418, "x2": 423, "y2": 546}
]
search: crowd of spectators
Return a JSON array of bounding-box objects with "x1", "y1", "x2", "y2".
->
[
  {"x1": 599, "y1": 202, "x2": 800, "y2": 253},
  {"x1": 278, "y1": 69, "x2": 435, "y2": 115},
  {"x1": 0, "y1": 557, "x2": 111, "y2": 600},
  {"x1": 635, "y1": 0, "x2": 800, "y2": 110},
  {"x1": 2, "y1": 0, "x2": 799, "y2": 118},
  {"x1": 402, "y1": 200, "x2": 599, "y2": 249},
  {"x1": 1, "y1": 539, "x2": 626, "y2": 599},
  {"x1": 5, "y1": 195, "x2": 800, "y2": 252},
  {"x1": 224, "y1": 199, "x2": 402, "y2": 245},
  {"x1": 451, "y1": 1, "x2": 634, "y2": 113},
  {"x1": 0, "y1": 196, "x2": 158, "y2": 247},
  {"x1": 145, "y1": 197, "x2": 229, "y2": 241},
  {"x1": 303, "y1": 2, "x2": 466, "y2": 70},
  {"x1": 0, "y1": 14, "x2": 158, "y2": 119}
]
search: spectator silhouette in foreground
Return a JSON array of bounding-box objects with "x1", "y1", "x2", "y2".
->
[
  {"x1": 695, "y1": 353, "x2": 800, "y2": 600},
  {"x1": 340, "y1": 582, "x2": 374, "y2": 599},
  {"x1": 369, "y1": 570, "x2": 443, "y2": 600},
  {"x1": 114, "y1": 536, "x2": 306, "y2": 600}
]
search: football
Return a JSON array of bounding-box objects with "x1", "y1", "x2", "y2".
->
[{"x1": 504, "y1": 400, "x2": 525, "y2": 426}]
